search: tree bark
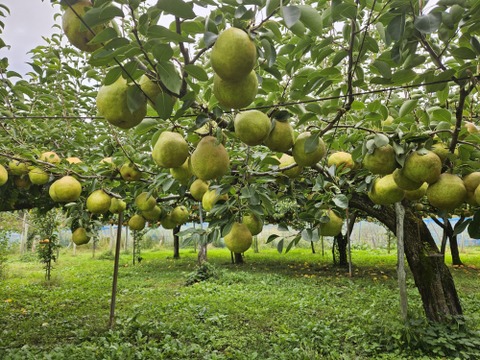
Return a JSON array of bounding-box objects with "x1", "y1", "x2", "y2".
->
[
  {"x1": 173, "y1": 225, "x2": 181, "y2": 259},
  {"x1": 350, "y1": 194, "x2": 463, "y2": 323},
  {"x1": 446, "y1": 219, "x2": 463, "y2": 266},
  {"x1": 233, "y1": 252, "x2": 244, "y2": 264},
  {"x1": 333, "y1": 212, "x2": 356, "y2": 267}
]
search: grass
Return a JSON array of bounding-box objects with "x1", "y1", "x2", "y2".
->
[{"x1": 1, "y1": 246, "x2": 479, "y2": 359}]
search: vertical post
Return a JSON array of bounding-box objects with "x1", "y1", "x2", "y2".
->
[
  {"x1": 346, "y1": 208, "x2": 353, "y2": 277},
  {"x1": 109, "y1": 211, "x2": 123, "y2": 329},
  {"x1": 395, "y1": 202, "x2": 408, "y2": 322},
  {"x1": 133, "y1": 230, "x2": 136, "y2": 265},
  {"x1": 197, "y1": 202, "x2": 208, "y2": 264},
  {"x1": 20, "y1": 212, "x2": 28, "y2": 255}
]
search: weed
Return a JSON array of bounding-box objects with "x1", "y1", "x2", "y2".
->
[{"x1": 185, "y1": 261, "x2": 219, "y2": 285}]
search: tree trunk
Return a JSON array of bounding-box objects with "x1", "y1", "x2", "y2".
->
[
  {"x1": 446, "y1": 220, "x2": 463, "y2": 266},
  {"x1": 173, "y1": 225, "x2": 181, "y2": 259},
  {"x1": 333, "y1": 212, "x2": 356, "y2": 267},
  {"x1": 350, "y1": 194, "x2": 463, "y2": 323},
  {"x1": 233, "y1": 252, "x2": 243, "y2": 264}
]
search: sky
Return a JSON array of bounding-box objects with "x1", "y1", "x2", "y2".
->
[{"x1": 0, "y1": 0, "x2": 59, "y2": 75}]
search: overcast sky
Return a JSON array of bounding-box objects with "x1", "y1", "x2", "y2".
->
[{"x1": 0, "y1": 0, "x2": 58, "y2": 75}]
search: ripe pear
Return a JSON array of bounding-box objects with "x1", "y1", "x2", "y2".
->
[
  {"x1": 190, "y1": 179, "x2": 209, "y2": 201},
  {"x1": 404, "y1": 182, "x2": 428, "y2": 201},
  {"x1": 368, "y1": 174, "x2": 405, "y2": 205},
  {"x1": 66, "y1": 157, "x2": 82, "y2": 164},
  {"x1": 392, "y1": 168, "x2": 423, "y2": 191},
  {"x1": 278, "y1": 154, "x2": 302, "y2": 178},
  {"x1": 139, "y1": 74, "x2": 162, "y2": 105},
  {"x1": 170, "y1": 158, "x2": 192, "y2": 185},
  {"x1": 8, "y1": 159, "x2": 29, "y2": 176},
  {"x1": 362, "y1": 144, "x2": 397, "y2": 175},
  {"x1": 319, "y1": 210, "x2": 343, "y2": 237},
  {"x1": 213, "y1": 71, "x2": 258, "y2": 109},
  {"x1": 50, "y1": 176, "x2": 82, "y2": 202},
  {"x1": 28, "y1": 167, "x2": 50, "y2": 185},
  {"x1": 0, "y1": 164, "x2": 8, "y2": 186},
  {"x1": 224, "y1": 222, "x2": 252, "y2": 254},
  {"x1": 463, "y1": 172, "x2": 480, "y2": 193},
  {"x1": 171, "y1": 205, "x2": 190, "y2": 225},
  {"x1": 40, "y1": 151, "x2": 61, "y2": 164},
  {"x1": 292, "y1": 132, "x2": 326, "y2": 167},
  {"x1": 120, "y1": 162, "x2": 142, "y2": 181},
  {"x1": 427, "y1": 173, "x2": 466, "y2": 211},
  {"x1": 109, "y1": 197, "x2": 127, "y2": 214},
  {"x1": 234, "y1": 110, "x2": 271, "y2": 146},
  {"x1": 161, "y1": 213, "x2": 177, "y2": 230},
  {"x1": 202, "y1": 189, "x2": 228, "y2": 211},
  {"x1": 135, "y1": 192, "x2": 156, "y2": 211},
  {"x1": 474, "y1": 185, "x2": 480, "y2": 206},
  {"x1": 72, "y1": 227, "x2": 90, "y2": 246},
  {"x1": 62, "y1": 0, "x2": 105, "y2": 52},
  {"x1": 242, "y1": 213, "x2": 263, "y2": 236},
  {"x1": 431, "y1": 142, "x2": 452, "y2": 162},
  {"x1": 128, "y1": 214, "x2": 146, "y2": 231},
  {"x1": 86, "y1": 189, "x2": 111, "y2": 214},
  {"x1": 142, "y1": 205, "x2": 163, "y2": 221},
  {"x1": 152, "y1": 131, "x2": 189, "y2": 168},
  {"x1": 403, "y1": 150, "x2": 442, "y2": 184},
  {"x1": 263, "y1": 120, "x2": 295, "y2": 152},
  {"x1": 327, "y1": 151, "x2": 354, "y2": 170},
  {"x1": 190, "y1": 136, "x2": 229, "y2": 180},
  {"x1": 96, "y1": 77, "x2": 147, "y2": 129},
  {"x1": 210, "y1": 27, "x2": 256, "y2": 82}
]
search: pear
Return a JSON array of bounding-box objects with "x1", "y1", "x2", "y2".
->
[
  {"x1": 202, "y1": 189, "x2": 228, "y2": 211},
  {"x1": 8, "y1": 159, "x2": 29, "y2": 176},
  {"x1": 292, "y1": 132, "x2": 326, "y2": 167},
  {"x1": 171, "y1": 205, "x2": 190, "y2": 225},
  {"x1": 327, "y1": 151, "x2": 354, "y2": 170},
  {"x1": 142, "y1": 205, "x2": 163, "y2": 221},
  {"x1": 263, "y1": 120, "x2": 295, "y2": 153},
  {"x1": 190, "y1": 136, "x2": 229, "y2": 180},
  {"x1": 403, "y1": 150, "x2": 442, "y2": 184},
  {"x1": 210, "y1": 27, "x2": 256, "y2": 82},
  {"x1": 431, "y1": 142, "x2": 452, "y2": 162},
  {"x1": 190, "y1": 179, "x2": 210, "y2": 201},
  {"x1": 213, "y1": 71, "x2": 258, "y2": 109},
  {"x1": 152, "y1": 131, "x2": 189, "y2": 168},
  {"x1": 278, "y1": 154, "x2": 302, "y2": 178},
  {"x1": 319, "y1": 210, "x2": 343, "y2": 237},
  {"x1": 234, "y1": 110, "x2": 271, "y2": 146},
  {"x1": 86, "y1": 189, "x2": 111, "y2": 214},
  {"x1": 128, "y1": 214, "x2": 146, "y2": 231},
  {"x1": 139, "y1": 74, "x2": 162, "y2": 105},
  {"x1": 170, "y1": 158, "x2": 192, "y2": 185},
  {"x1": 72, "y1": 227, "x2": 90, "y2": 246},
  {"x1": 404, "y1": 183, "x2": 428, "y2": 201},
  {"x1": 427, "y1": 173, "x2": 466, "y2": 211},
  {"x1": 120, "y1": 162, "x2": 142, "y2": 181},
  {"x1": 135, "y1": 192, "x2": 156, "y2": 211},
  {"x1": 0, "y1": 164, "x2": 8, "y2": 186},
  {"x1": 109, "y1": 198, "x2": 127, "y2": 214},
  {"x1": 362, "y1": 144, "x2": 397, "y2": 175},
  {"x1": 40, "y1": 151, "x2": 61, "y2": 164},
  {"x1": 96, "y1": 77, "x2": 147, "y2": 129},
  {"x1": 28, "y1": 167, "x2": 50, "y2": 185},
  {"x1": 463, "y1": 172, "x2": 480, "y2": 193},
  {"x1": 66, "y1": 157, "x2": 82, "y2": 164},
  {"x1": 161, "y1": 213, "x2": 178, "y2": 230},
  {"x1": 224, "y1": 222, "x2": 252, "y2": 254},
  {"x1": 368, "y1": 174, "x2": 405, "y2": 205},
  {"x1": 392, "y1": 168, "x2": 423, "y2": 191},
  {"x1": 242, "y1": 213, "x2": 263, "y2": 236},
  {"x1": 50, "y1": 176, "x2": 82, "y2": 202}
]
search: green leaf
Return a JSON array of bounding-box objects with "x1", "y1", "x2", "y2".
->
[
  {"x1": 374, "y1": 133, "x2": 390, "y2": 147},
  {"x1": 83, "y1": 5, "x2": 124, "y2": 28},
  {"x1": 391, "y1": 69, "x2": 417, "y2": 84},
  {"x1": 151, "y1": 43, "x2": 174, "y2": 62},
  {"x1": 184, "y1": 64, "x2": 208, "y2": 81},
  {"x1": 431, "y1": 109, "x2": 452, "y2": 123},
  {"x1": 203, "y1": 32, "x2": 218, "y2": 47},
  {"x1": 282, "y1": 6, "x2": 301, "y2": 28},
  {"x1": 147, "y1": 25, "x2": 194, "y2": 43},
  {"x1": 154, "y1": 93, "x2": 175, "y2": 120},
  {"x1": 371, "y1": 60, "x2": 392, "y2": 79},
  {"x1": 266, "y1": 234, "x2": 279, "y2": 243},
  {"x1": 304, "y1": 132, "x2": 320, "y2": 154},
  {"x1": 414, "y1": 13, "x2": 442, "y2": 34},
  {"x1": 156, "y1": 0, "x2": 196, "y2": 19},
  {"x1": 126, "y1": 85, "x2": 146, "y2": 115},
  {"x1": 88, "y1": 27, "x2": 117, "y2": 45},
  {"x1": 468, "y1": 211, "x2": 480, "y2": 239},
  {"x1": 453, "y1": 219, "x2": 471, "y2": 237},
  {"x1": 333, "y1": 194, "x2": 349, "y2": 209},
  {"x1": 156, "y1": 61, "x2": 182, "y2": 95},
  {"x1": 386, "y1": 13, "x2": 405, "y2": 43},
  {"x1": 450, "y1": 46, "x2": 477, "y2": 60},
  {"x1": 470, "y1": 36, "x2": 480, "y2": 55},
  {"x1": 104, "y1": 66, "x2": 122, "y2": 85},
  {"x1": 276, "y1": 238, "x2": 284, "y2": 253},
  {"x1": 298, "y1": 5, "x2": 322, "y2": 34},
  {"x1": 399, "y1": 99, "x2": 418, "y2": 117}
]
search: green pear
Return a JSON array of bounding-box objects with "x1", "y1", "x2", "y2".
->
[
  {"x1": 319, "y1": 210, "x2": 343, "y2": 237},
  {"x1": 292, "y1": 132, "x2": 326, "y2": 167},
  {"x1": 362, "y1": 144, "x2": 397, "y2": 175},
  {"x1": 28, "y1": 167, "x2": 50, "y2": 185},
  {"x1": 427, "y1": 173, "x2": 466, "y2": 211},
  {"x1": 190, "y1": 136, "x2": 229, "y2": 180},
  {"x1": 152, "y1": 131, "x2": 189, "y2": 168},
  {"x1": 263, "y1": 120, "x2": 295, "y2": 153},
  {"x1": 403, "y1": 150, "x2": 442, "y2": 184},
  {"x1": 0, "y1": 164, "x2": 8, "y2": 186},
  {"x1": 86, "y1": 189, "x2": 111, "y2": 214},
  {"x1": 213, "y1": 71, "x2": 258, "y2": 109},
  {"x1": 327, "y1": 151, "x2": 354, "y2": 170},
  {"x1": 202, "y1": 189, "x2": 228, "y2": 211},
  {"x1": 40, "y1": 151, "x2": 61, "y2": 164},
  {"x1": 224, "y1": 222, "x2": 252, "y2": 254},
  {"x1": 234, "y1": 110, "x2": 271, "y2": 146},
  {"x1": 120, "y1": 162, "x2": 142, "y2": 181},
  {"x1": 278, "y1": 154, "x2": 302, "y2": 178},
  {"x1": 72, "y1": 227, "x2": 90, "y2": 246},
  {"x1": 171, "y1": 205, "x2": 190, "y2": 225},
  {"x1": 368, "y1": 174, "x2": 405, "y2": 205},
  {"x1": 8, "y1": 159, "x2": 29, "y2": 176},
  {"x1": 242, "y1": 213, "x2": 263, "y2": 236},
  {"x1": 109, "y1": 197, "x2": 127, "y2": 214},
  {"x1": 142, "y1": 205, "x2": 163, "y2": 221},
  {"x1": 170, "y1": 158, "x2": 192, "y2": 185},
  {"x1": 128, "y1": 214, "x2": 146, "y2": 231},
  {"x1": 190, "y1": 179, "x2": 209, "y2": 201},
  {"x1": 50, "y1": 176, "x2": 82, "y2": 202},
  {"x1": 135, "y1": 192, "x2": 156, "y2": 211}
]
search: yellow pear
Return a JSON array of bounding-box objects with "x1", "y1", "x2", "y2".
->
[
  {"x1": 66, "y1": 157, "x2": 82, "y2": 164},
  {"x1": 224, "y1": 222, "x2": 252, "y2": 254},
  {"x1": 50, "y1": 176, "x2": 82, "y2": 202},
  {"x1": 362, "y1": 144, "x2": 397, "y2": 175},
  {"x1": 403, "y1": 150, "x2": 442, "y2": 184},
  {"x1": 28, "y1": 167, "x2": 50, "y2": 185},
  {"x1": 392, "y1": 168, "x2": 423, "y2": 191},
  {"x1": 427, "y1": 173, "x2": 466, "y2": 211},
  {"x1": 170, "y1": 158, "x2": 192, "y2": 185},
  {"x1": 8, "y1": 159, "x2": 29, "y2": 176},
  {"x1": 327, "y1": 151, "x2": 354, "y2": 170},
  {"x1": 210, "y1": 27, "x2": 256, "y2": 82},
  {"x1": 234, "y1": 110, "x2": 271, "y2": 146},
  {"x1": 40, "y1": 151, "x2": 61, "y2": 164},
  {"x1": 190, "y1": 136, "x2": 229, "y2": 180},
  {"x1": 62, "y1": 0, "x2": 105, "y2": 52},
  {"x1": 213, "y1": 71, "x2": 258, "y2": 109},
  {"x1": 202, "y1": 188, "x2": 228, "y2": 211},
  {"x1": 142, "y1": 205, "x2": 163, "y2": 221},
  {"x1": 319, "y1": 210, "x2": 343, "y2": 237},
  {"x1": 72, "y1": 227, "x2": 90, "y2": 246},
  {"x1": 278, "y1": 154, "x2": 302, "y2": 178},
  {"x1": 96, "y1": 77, "x2": 147, "y2": 129},
  {"x1": 120, "y1": 162, "x2": 142, "y2": 181},
  {"x1": 0, "y1": 164, "x2": 8, "y2": 186},
  {"x1": 190, "y1": 179, "x2": 209, "y2": 201},
  {"x1": 171, "y1": 205, "x2": 190, "y2": 225},
  {"x1": 86, "y1": 189, "x2": 112, "y2": 214},
  {"x1": 292, "y1": 132, "x2": 326, "y2": 167},
  {"x1": 135, "y1": 192, "x2": 156, "y2": 211},
  {"x1": 404, "y1": 182, "x2": 428, "y2": 201},
  {"x1": 128, "y1": 214, "x2": 146, "y2": 231},
  {"x1": 463, "y1": 172, "x2": 480, "y2": 193},
  {"x1": 263, "y1": 120, "x2": 295, "y2": 152},
  {"x1": 152, "y1": 131, "x2": 189, "y2": 168},
  {"x1": 368, "y1": 174, "x2": 405, "y2": 205},
  {"x1": 242, "y1": 213, "x2": 263, "y2": 236},
  {"x1": 109, "y1": 197, "x2": 127, "y2": 214}
]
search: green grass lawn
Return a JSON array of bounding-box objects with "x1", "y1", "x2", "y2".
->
[{"x1": 1, "y1": 246, "x2": 479, "y2": 359}]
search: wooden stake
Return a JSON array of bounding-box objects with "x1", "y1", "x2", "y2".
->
[{"x1": 109, "y1": 212, "x2": 123, "y2": 329}]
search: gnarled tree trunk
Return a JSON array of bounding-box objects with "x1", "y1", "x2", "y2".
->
[{"x1": 351, "y1": 194, "x2": 462, "y2": 323}]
